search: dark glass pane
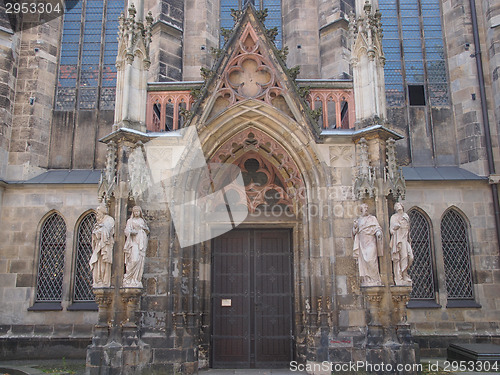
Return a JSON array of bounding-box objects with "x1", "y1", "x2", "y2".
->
[
  {"x1": 73, "y1": 213, "x2": 96, "y2": 302},
  {"x1": 408, "y1": 209, "x2": 436, "y2": 300},
  {"x1": 441, "y1": 210, "x2": 474, "y2": 299},
  {"x1": 35, "y1": 213, "x2": 66, "y2": 302}
]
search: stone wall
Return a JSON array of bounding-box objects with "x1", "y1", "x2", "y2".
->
[
  {"x1": 479, "y1": 0, "x2": 500, "y2": 168},
  {"x1": 282, "y1": 0, "x2": 321, "y2": 78},
  {"x1": 147, "y1": 0, "x2": 185, "y2": 82},
  {"x1": 0, "y1": 184, "x2": 99, "y2": 351},
  {"x1": 404, "y1": 180, "x2": 500, "y2": 356},
  {"x1": 48, "y1": 111, "x2": 114, "y2": 170},
  {"x1": 318, "y1": 0, "x2": 352, "y2": 79},
  {"x1": 442, "y1": 0, "x2": 489, "y2": 175},
  {"x1": 7, "y1": 14, "x2": 62, "y2": 180},
  {"x1": 182, "y1": 0, "x2": 218, "y2": 81},
  {"x1": 0, "y1": 20, "x2": 18, "y2": 180}
]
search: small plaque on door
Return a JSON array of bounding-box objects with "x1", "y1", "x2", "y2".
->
[{"x1": 221, "y1": 299, "x2": 232, "y2": 307}]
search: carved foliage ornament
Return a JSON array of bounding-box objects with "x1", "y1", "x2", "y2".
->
[
  {"x1": 384, "y1": 138, "x2": 406, "y2": 199},
  {"x1": 98, "y1": 141, "x2": 117, "y2": 202},
  {"x1": 117, "y1": 4, "x2": 153, "y2": 69},
  {"x1": 348, "y1": 2, "x2": 385, "y2": 64},
  {"x1": 354, "y1": 138, "x2": 376, "y2": 199},
  {"x1": 214, "y1": 23, "x2": 285, "y2": 106}
]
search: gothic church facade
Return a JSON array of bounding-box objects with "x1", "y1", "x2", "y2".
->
[{"x1": 0, "y1": 0, "x2": 499, "y2": 372}]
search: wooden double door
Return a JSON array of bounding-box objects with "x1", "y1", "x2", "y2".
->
[{"x1": 211, "y1": 229, "x2": 293, "y2": 368}]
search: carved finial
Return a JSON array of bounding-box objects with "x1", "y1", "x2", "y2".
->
[
  {"x1": 384, "y1": 138, "x2": 406, "y2": 199},
  {"x1": 354, "y1": 138, "x2": 376, "y2": 199}
]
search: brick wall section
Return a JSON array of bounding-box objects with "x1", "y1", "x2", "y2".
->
[
  {"x1": 7, "y1": 14, "x2": 61, "y2": 180},
  {"x1": 442, "y1": 0, "x2": 489, "y2": 175}
]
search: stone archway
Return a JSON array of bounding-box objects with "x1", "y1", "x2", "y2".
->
[{"x1": 192, "y1": 100, "x2": 338, "y2": 369}]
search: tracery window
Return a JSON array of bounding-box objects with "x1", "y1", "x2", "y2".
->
[
  {"x1": 379, "y1": 0, "x2": 449, "y2": 107},
  {"x1": 55, "y1": 0, "x2": 125, "y2": 111},
  {"x1": 220, "y1": 0, "x2": 282, "y2": 48},
  {"x1": 408, "y1": 208, "x2": 436, "y2": 300},
  {"x1": 35, "y1": 213, "x2": 67, "y2": 302},
  {"x1": 441, "y1": 209, "x2": 474, "y2": 300},
  {"x1": 73, "y1": 212, "x2": 96, "y2": 302}
]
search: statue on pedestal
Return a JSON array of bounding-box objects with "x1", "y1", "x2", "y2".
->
[
  {"x1": 90, "y1": 204, "x2": 115, "y2": 288},
  {"x1": 390, "y1": 202, "x2": 413, "y2": 285},
  {"x1": 352, "y1": 203, "x2": 383, "y2": 286},
  {"x1": 123, "y1": 206, "x2": 149, "y2": 288}
]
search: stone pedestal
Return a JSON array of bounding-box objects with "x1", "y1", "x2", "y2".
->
[
  {"x1": 86, "y1": 288, "x2": 151, "y2": 375},
  {"x1": 391, "y1": 286, "x2": 413, "y2": 345},
  {"x1": 358, "y1": 285, "x2": 418, "y2": 375},
  {"x1": 362, "y1": 286, "x2": 385, "y2": 348}
]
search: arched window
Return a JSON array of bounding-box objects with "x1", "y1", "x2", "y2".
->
[
  {"x1": 408, "y1": 208, "x2": 436, "y2": 300},
  {"x1": 35, "y1": 213, "x2": 67, "y2": 302},
  {"x1": 55, "y1": 0, "x2": 126, "y2": 110},
  {"x1": 220, "y1": 0, "x2": 282, "y2": 48},
  {"x1": 441, "y1": 209, "x2": 474, "y2": 300},
  {"x1": 73, "y1": 212, "x2": 97, "y2": 302}
]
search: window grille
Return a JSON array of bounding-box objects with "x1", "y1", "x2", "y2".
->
[
  {"x1": 441, "y1": 209, "x2": 474, "y2": 299},
  {"x1": 408, "y1": 209, "x2": 436, "y2": 300},
  {"x1": 55, "y1": 0, "x2": 125, "y2": 111},
  {"x1": 73, "y1": 212, "x2": 96, "y2": 302},
  {"x1": 220, "y1": 0, "x2": 282, "y2": 48},
  {"x1": 379, "y1": 0, "x2": 449, "y2": 107},
  {"x1": 35, "y1": 213, "x2": 67, "y2": 302}
]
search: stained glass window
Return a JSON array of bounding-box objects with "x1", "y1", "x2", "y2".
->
[
  {"x1": 379, "y1": 0, "x2": 449, "y2": 106},
  {"x1": 441, "y1": 209, "x2": 474, "y2": 300},
  {"x1": 73, "y1": 212, "x2": 96, "y2": 302},
  {"x1": 220, "y1": 0, "x2": 282, "y2": 48},
  {"x1": 55, "y1": 0, "x2": 126, "y2": 111},
  {"x1": 35, "y1": 213, "x2": 67, "y2": 302},
  {"x1": 408, "y1": 208, "x2": 436, "y2": 300}
]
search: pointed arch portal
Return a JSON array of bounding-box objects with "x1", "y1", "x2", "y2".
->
[{"x1": 194, "y1": 98, "x2": 334, "y2": 368}]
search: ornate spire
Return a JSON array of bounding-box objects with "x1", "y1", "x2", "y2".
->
[
  {"x1": 350, "y1": 0, "x2": 387, "y2": 126},
  {"x1": 114, "y1": 4, "x2": 154, "y2": 132},
  {"x1": 354, "y1": 137, "x2": 376, "y2": 199},
  {"x1": 384, "y1": 138, "x2": 406, "y2": 199}
]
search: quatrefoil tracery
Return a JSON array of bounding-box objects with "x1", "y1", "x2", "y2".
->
[{"x1": 215, "y1": 23, "x2": 285, "y2": 106}]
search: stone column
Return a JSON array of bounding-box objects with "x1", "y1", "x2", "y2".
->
[
  {"x1": 87, "y1": 129, "x2": 153, "y2": 375},
  {"x1": 352, "y1": 126, "x2": 418, "y2": 374}
]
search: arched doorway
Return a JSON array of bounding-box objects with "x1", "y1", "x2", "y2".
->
[
  {"x1": 193, "y1": 100, "x2": 335, "y2": 370},
  {"x1": 208, "y1": 142, "x2": 303, "y2": 368}
]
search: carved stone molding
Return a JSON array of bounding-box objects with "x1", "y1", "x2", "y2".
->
[
  {"x1": 93, "y1": 288, "x2": 114, "y2": 327},
  {"x1": 120, "y1": 287, "x2": 142, "y2": 328},
  {"x1": 117, "y1": 5, "x2": 153, "y2": 69},
  {"x1": 384, "y1": 138, "x2": 406, "y2": 199},
  {"x1": 354, "y1": 138, "x2": 376, "y2": 199},
  {"x1": 210, "y1": 128, "x2": 305, "y2": 213},
  {"x1": 98, "y1": 141, "x2": 117, "y2": 203},
  {"x1": 212, "y1": 24, "x2": 285, "y2": 110},
  {"x1": 128, "y1": 141, "x2": 152, "y2": 200}
]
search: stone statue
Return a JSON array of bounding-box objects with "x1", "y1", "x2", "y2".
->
[
  {"x1": 390, "y1": 202, "x2": 414, "y2": 285},
  {"x1": 123, "y1": 205, "x2": 149, "y2": 288},
  {"x1": 90, "y1": 204, "x2": 115, "y2": 288},
  {"x1": 352, "y1": 203, "x2": 383, "y2": 286}
]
